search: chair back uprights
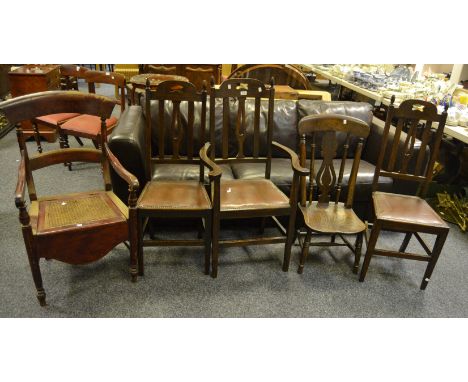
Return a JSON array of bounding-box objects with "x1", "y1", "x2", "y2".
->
[
  {"x1": 371, "y1": 96, "x2": 449, "y2": 198},
  {"x1": 298, "y1": 114, "x2": 370, "y2": 209},
  {"x1": 144, "y1": 80, "x2": 208, "y2": 182},
  {"x1": 209, "y1": 77, "x2": 275, "y2": 177},
  {"x1": 85, "y1": 70, "x2": 126, "y2": 113},
  {"x1": 59, "y1": 64, "x2": 90, "y2": 90}
]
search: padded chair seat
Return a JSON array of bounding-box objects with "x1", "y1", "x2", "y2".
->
[
  {"x1": 299, "y1": 202, "x2": 366, "y2": 234},
  {"x1": 152, "y1": 163, "x2": 234, "y2": 182},
  {"x1": 373, "y1": 192, "x2": 448, "y2": 228},
  {"x1": 230, "y1": 158, "x2": 393, "y2": 202},
  {"x1": 138, "y1": 181, "x2": 211, "y2": 211},
  {"x1": 220, "y1": 179, "x2": 290, "y2": 212},
  {"x1": 61, "y1": 114, "x2": 118, "y2": 137},
  {"x1": 36, "y1": 113, "x2": 81, "y2": 125}
]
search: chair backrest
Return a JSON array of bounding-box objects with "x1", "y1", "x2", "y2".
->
[
  {"x1": 228, "y1": 64, "x2": 312, "y2": 90},
  {"x1": 85, "y1": 70, "x2": 126, "y2": 113},
  {"x1": 0, "y1": 91, "x2": 116, "y2": 201},
  {"x1": 59, "y1": 64, "x2": 89, "y2": 90},
  {"x1": 298, "y1": 114, "x2": 370, "y2": 208},
  {"x1": 209, "y1": 77, "x2": 275, "y2": 178},
  {"x1": 144, "y1": 80, "x2": 207, "y2": 181},
  {"x1": 372, "y1": 97, "x2": 449, "y2": 198}
]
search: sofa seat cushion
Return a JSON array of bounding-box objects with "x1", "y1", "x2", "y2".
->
[
  {"x1": 230, "y1": 158, "x2": 393, "y2": 202},
  {"x1": 152, "y1": 163, "x2": 234, "y2": 182}
]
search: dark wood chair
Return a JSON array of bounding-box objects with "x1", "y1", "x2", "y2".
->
[
  {"x1": 59, "y1": 70, "x2": 126, "y2": 157},
  {"x1": 200, "y1": 78, "x2": 308, "y2": 278},
  {"x1": 359, "y1": 97, "x2": 450, "y2": 290},
  {"x1": 0, "y1": 90, "x2": 139, "y2": 306},
  {"x1": 33, "y1": 65, "x2": 90, "y2": 153},
  {"x1": 228, "y1": 64, "x2": 312, "y2": 90},
  {"x1": 134, "y1": 80, "x2": 212, "y2": 276},
  {"x1": 294, "y1": 114, "x2": 370, "y2": 274}
]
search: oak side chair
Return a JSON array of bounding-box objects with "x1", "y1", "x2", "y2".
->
[
  {"x1": 359, "y1": 97, "x2": 449, "y2": 289},
  {"x1": 134, "y1": 80, "x2": 213, "y2": 276},
  {"x1": 59, "y1": 70, "x2": 126, "y2": 161},
  {"x1": 200, "y1": 77, "x2": 308, "y2": 278},
  {"x1": 0, "y1": 91, "x2": 139, "y2": 306},
  {"x1": 293, "y1": 114, "x2": 370, "y2": 274},
  {"x1": 33, "y1": 64, "x2": 90, "y2": 154}
]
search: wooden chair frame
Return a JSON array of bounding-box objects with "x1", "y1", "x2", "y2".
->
[
  {"x1": 359, "y1": 96, "x2": 450, "y2": 289},
  {"x1": 0, "y1": 91, "x2": 139, "y2": 306},
  {"x1": 200, "y1": 77, "x2": 308, "y2": 278},
  {"x1": 294, "y1": 114, "x2": 370, "y2": 274}
]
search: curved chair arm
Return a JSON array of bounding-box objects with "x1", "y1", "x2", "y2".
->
[
  {"x1": 14, "y1": 150, "x2": 31, "y2": 226},
  {"x1": 104, "y1": 143, "x2": 140, "y2": 192},
  {"x1": 272, "y1": 141, "x2": 309, "y2": 175},
  {"x1": 199, "y1": 142, "x2": 222, "y2": 180}
]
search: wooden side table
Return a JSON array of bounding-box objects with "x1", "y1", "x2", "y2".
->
[{"x1": 8, "y1": 64, "x2": 61, "y2": 142}]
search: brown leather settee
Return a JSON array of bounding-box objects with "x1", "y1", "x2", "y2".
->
[{"x1": 108, "y1": 99, "x2": 427, "y2": 220}]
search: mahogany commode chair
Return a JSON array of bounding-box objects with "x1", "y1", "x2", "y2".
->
[
  {"x1": 0, "y1": 91, "x2": 139, "y2": 306},
  {"x1": 134, "y1": 80, "x2": 213, "y2": 276},
  {"x1": 200, "y1": 78, "x2": 308, "y2": 278},
  {"x1": 359, "y1": 98, "x2": 450, "y2": 289},
  {"x1": 292, "y1": 114, "x2": 370, "y2": 274}
]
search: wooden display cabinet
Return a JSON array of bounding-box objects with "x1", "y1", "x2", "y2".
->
[{"x1": 8, "y1": 64, "x2": 61, "y2": 142}]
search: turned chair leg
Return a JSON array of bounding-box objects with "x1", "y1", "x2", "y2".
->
[
  {"x1": 359, "y1": 222, "x2": 381, "y2": 282},
  {"x1": 420, "y1": 230, "x2": 448, "y2": 290},
  {"x1": 282, "y1": 212, "x2": 298, "y2": 272},
  {"x1": 59, "y1": 133, "x2": 72, "y2": 170},
  {"x1": 211, "y1": 214, "x2": 220, "y2": 279},
  {"x1": 353, "y1": 232, "x2": 363, "y2": 274},
  {"x1": 203, "y1": 216, "x2": 211, "y2": 275},
  {"x1": 298, "y1": 229, "x2": 312, "y2": 274},
  {"x1": 26, "y1": 252, "x2": 46, "y2": 306},
  {"x1": 399, "y1": 232, "x2": 412, "y2": 252},
  {"x1": 137, "y1": 216, "x2": 144, "y2": 277},
  {"x1": 129, "y1": 211, "x2": 138, "y2": 282}
]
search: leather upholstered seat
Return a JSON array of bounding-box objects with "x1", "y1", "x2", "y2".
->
[{"x1": 152, "y1": 163, "x2": 234, "y2": 182}]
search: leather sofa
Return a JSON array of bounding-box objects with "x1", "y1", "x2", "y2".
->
[{"x1": 108, "y1": 99, "x2": 427, "y2": 220}]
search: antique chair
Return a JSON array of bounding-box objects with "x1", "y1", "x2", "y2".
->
[
  {"x1": 59, "y1": 70, "x2": 126, "y2": 156},
  {"x1": 33, "y1": 65, "x2": 90, "y2": 154},
  {"x1": 134, "y1": 80, "x2": 212, "y2": 276},
  {"x1": 359, "y1": 97, "x2": 450, "y2": 289},
  {"x1": 200, "y1": 78, "x2": 308, "y2": 278},
  {"x1": 228, "y1": 64, "x2": 312, "y2": 90},
  {"x1": 0, "y1": 91, "x2": 139, "y2": 306},
  {"x1": 293, "y1": 114, "x2": 370, "y2": 274}
]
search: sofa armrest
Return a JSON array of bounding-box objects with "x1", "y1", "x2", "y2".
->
[
  {"x1": 362, "y1": 116, "x2": 430, "y2": 194},
  {"x1": 108, "y1": 105, "x2": 147, "y2": 204}
]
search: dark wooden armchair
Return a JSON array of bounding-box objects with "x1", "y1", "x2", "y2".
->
[
  {"x1": 359, "y1": 97, "x2": 450, "y2": 289},
  {"x1": 200, "y1": 78, "x2": 308, "y2": 278},
  {"x1": 294, "y1": 114, "x2": 370, "y2": 274},
  {"x1": 228, "y1": 64, "x2": 312, "y2": 90},
  {"x1": 0, "y1": 91, "x2": 139, "y2": 306}
]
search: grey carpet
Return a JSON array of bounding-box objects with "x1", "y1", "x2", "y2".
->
[{"x1": 1, "y1": 102, "x2": 467, "y2": 317}]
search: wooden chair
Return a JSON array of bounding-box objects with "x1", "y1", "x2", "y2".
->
[
  {"x1": 0, "y1": 90, "x2": 139, "y2": 306},
  {"x1": 59, "y1": 70, "x2": 126, "y2": 158},
  {"x1": 228, "y1": 64, "x2": 312, "y2": 90},
  {"x1": 294, "y1": 114, "x2": 370, "y2": 274},
  {"x1": 200, "y1": 78, "x2": 308, "y2": 278},
  {"x1": 359, "y1": 97, "x2": 450, "y2": 290},
  {"x1": 33, "y1": 65, "x2": 90, "y2": 154},
  {"x1": 134, "y1": 80, "x2": 212, "y2": 276}
]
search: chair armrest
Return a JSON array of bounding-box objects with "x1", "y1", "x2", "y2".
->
[
  {"x1": 272, "y1": 141, "x2": 309, "y2": 175},
  {"x1": 199, "y1": 143, "x2": 222, "y2": 180},
  {"x1": 104, "y1": 143, "x2": 139, "y2": 192},
  {"x1": 14, "y1": 150, "x2": 26, "y2": 208}
]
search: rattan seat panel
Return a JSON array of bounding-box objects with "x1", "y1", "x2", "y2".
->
[
  {"x1": 299, "y1": 202, "x2": 366, "y2": 234},
  {"x1": 37, "y1": 191, "x2": 126, "y2": 233}
]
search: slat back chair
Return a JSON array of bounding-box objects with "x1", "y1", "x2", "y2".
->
[
  {"x1": 0, "y1": 91, "x2": 139, "y2": 306},
  {"x1": 201, "y1": 77, "x2": 308, "y2": 278},
  {"x1": 295, "y1": 114, "x2": 370, "y2": 274},
  {"x1": 359, "y1": 97, "x2": 450, "y2": 289},
  {"x1": 32, "y1": 65, "x2": 90, "y2": 154},
  {"x1": 59, "y1": 71, "x2": 126, "y2": 160},
  {"x1": 133, "y1": 80, "x2": 212, "y2": 277}
]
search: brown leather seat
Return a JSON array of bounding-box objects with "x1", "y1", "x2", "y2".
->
[
  {"x1": 373, "y1": 192, "x2": 448, "y2": 228},
  {"x1": 300, "y1": 202, "x2": 366, "y2": 234},
  {"x1": 138, "y1": 181, "x2": 211, "y2": 211},
  {"x1": 219, "y1": 179, "x2": 290, "y2": 212},
  {"x1": 152, "y1": 163, "x2": 234, "y2": 182}
]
